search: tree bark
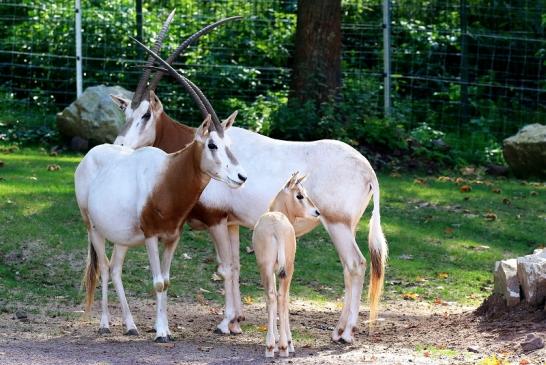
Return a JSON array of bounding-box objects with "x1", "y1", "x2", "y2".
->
[{"x1": 290, "y1": 0, "x2": 342, "y2": 106}]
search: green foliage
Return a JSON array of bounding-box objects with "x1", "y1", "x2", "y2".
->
[
  {"x1": 224, "y1": 91, "x2": 286, "y2": 135},
  {"x1": 0, "y1": 0, "x2": 543, "y2": 166},
  {"x1": 0, "y1": 121, "x2": 58, "y2": 146}
]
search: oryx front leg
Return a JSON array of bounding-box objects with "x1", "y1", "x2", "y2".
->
[
  {"x1": 209, "y1": 222, "x2": 237, "y2": 335},
  {"x1": 110, "y1": 245, "x2": 138, "y2": 335},
  {"x1": 145, "y1": 237, "x2": 168, "y2": 342},
  {"x1": 158, "y1": 236, "x2": 179, "y2": 340},
  {"x1": 325, "y1": 222, "x2": 366, "y2": 344}
]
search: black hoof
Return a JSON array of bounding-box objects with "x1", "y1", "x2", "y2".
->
[
  {"x1": 125, "y1": 329, "x2": 139, "y2": 336},
  {"x1": 154, "y1": 336, "x2": 169, "y2": 343},
  {"x1": 230, "y1": 330, "x2": 242, "y2": 336},
  {"x1": 98, "y1": 327, "x2": 111, "y2": 335},
  {"x1": 213, "y1": 328, "x2": 228, "y2": 335}
]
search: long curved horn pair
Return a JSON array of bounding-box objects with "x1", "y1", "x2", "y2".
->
[
  {"x1": 131, "y1": 9, "x2": 176, "y2": 109},
  {"x1": 131, "y1": 37, "x2": 225, "y2": 136}
]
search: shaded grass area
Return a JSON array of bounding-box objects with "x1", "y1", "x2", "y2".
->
[{"x1": 0, "y1": 148, "x2": 544, "y2": 314}]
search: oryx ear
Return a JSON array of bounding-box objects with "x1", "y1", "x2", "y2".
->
[
  {"x1": 110, "y1": 94, "x2": 130, "y2": 111},
  {"x1": 296, "y1": 173, "x2": 308, "y2": 186},
  {"x1": 221, "y1": 110, "x2": 238, "y2": 130},
  {"x1": 195, "y1": 114, "x2": 212, "y2": 141},
  {"x1": 284, "y1": 171, "x2": 300, "y2": 190},
  {"x1": 149, "y1": 90, "x2": 163, "y2": 112}
]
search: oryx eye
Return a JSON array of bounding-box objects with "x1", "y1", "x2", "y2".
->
[
  {"x1": 296, "y1": 193, "x2": 304, "y2": 200},
  {"x1": 208, "y1": 143, "x2": 218, "y2": 150},
  {"x1": 143, "y1": 111, "x2": 151, "y2": 121}
]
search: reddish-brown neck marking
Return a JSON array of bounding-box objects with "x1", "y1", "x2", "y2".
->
[
  {"x1": 140, "y1": 141, "x2": 210, "y2": 238},
  {"x1": 153, "y1": 112, "x2": 196, "y2": 153}
]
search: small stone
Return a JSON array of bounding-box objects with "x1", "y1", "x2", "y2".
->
[
  {"x1": 521, "y1": 333, "x2": 544, "y2": 353},
  {"x1": 517, "y1": 253, "x2": 546, "y2": 305},
  {"x1": 15, "y1": 311, "x2": 27, "y2": 320},
  {"x1": 467, "y1": 346, "x2": 480, "y2": 353},
  {"x1": 493, "y1": 259, "x2": 520, "y2": 307}
]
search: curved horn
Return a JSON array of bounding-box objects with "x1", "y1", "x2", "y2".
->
[
  {"x1": 145, "y1": 65, "x2": 224, "y2": 137},
  {"x1": 131, "y1": 37, "x2": 222, "y2": 135},
  {"x1": 131, "y1": 9, "x2": 176, "y2": 109},
  {"x1": 149, "y1": 16, "x2": 243, "y2": 92}
]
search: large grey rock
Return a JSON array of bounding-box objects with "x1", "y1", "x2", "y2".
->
[
  {"x1": 493, "y1": 259, "x2": 520, "y2": 307},
  {"x1": 56, "y1": 85, "x2": 132, "y2": 145},
  {"x1": 503, "y1": 124, "x2": 546, "y2": 178},
  {"x1": 517, "y1": 251, "x2": 546, "y2": 305}
]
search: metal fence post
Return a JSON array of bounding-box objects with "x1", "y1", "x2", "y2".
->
[
  {"x1": 460, "y1": 0, "x2": 469, "y2": 128},
  {"x1": 136, "y1": 0, "x2": 143, "y2": 59},
  {"x1": 383, "y1": 0, "x2": 392, "y2": 118},
  {"x1": 75, "y1": 0, "x2": 82, "y2": 97}
]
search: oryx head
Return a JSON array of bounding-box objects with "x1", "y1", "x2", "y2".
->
[
  {"x1": 113, "y1": 14, "x2": 242, "y2": 149},
  {"x1": 194, "y1": 112, "x2": 246, "y2": 188},
  {"x1": 277, "y1": 172, "x2": 320, "y2": 219},
  {"x1": 133, "y1": 35, "x2": 247, "y2": 188}
]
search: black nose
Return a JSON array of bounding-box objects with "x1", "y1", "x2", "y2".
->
[
  {"x1": 315, "y1": 210, "x2": 320, "y2": 216},
  {"x1": 238, "y1": 173, "x2": 247, "y2": 182}
]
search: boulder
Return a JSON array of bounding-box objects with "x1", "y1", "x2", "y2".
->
[
  {"x1": 493, "y1": 259, "x2": 520, "y2": 307},
  {"x1": 517, "y1": 252, "x2": 546, "y2": 305},
  {"x1": 56, "y1": 85, "x2": 132, "y2": 146},
  {"x1": 503, "y1": 124, "x2": 546, "y2": 178}
]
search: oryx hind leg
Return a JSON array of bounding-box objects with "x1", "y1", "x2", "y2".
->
[
  {"x1": 110, "y1": 245, "x2": 138, "y2": 335},
  {"x1": 323, "y1": 220, "x2": 366, "y2": 344},
  {"x1": 88, "y1": 228, "x2": 111, "y2": 334}
]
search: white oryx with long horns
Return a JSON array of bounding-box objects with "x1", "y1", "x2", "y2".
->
[
  {"x1": 74, "y1": 18, "x2": 247, "y2": 342},
  {"x1": 112, "y1": 15, "x2": 387, "y2": 344}
]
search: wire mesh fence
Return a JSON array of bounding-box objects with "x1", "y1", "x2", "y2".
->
[{"x1": 0, "y1": 0, "x2": 544, "y2": 141}]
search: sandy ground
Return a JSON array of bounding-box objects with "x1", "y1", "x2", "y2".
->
[{"x1": 0, "y1": 298, "x2": 544, "y2": 365}]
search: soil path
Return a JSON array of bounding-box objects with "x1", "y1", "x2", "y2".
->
[{"x1": 0, "y1": 299, "x2": 544, "y2": 364}]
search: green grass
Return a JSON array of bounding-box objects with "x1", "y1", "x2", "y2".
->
[{"x1": 0, "y1": 147, "x2": 545, "y2": 313}]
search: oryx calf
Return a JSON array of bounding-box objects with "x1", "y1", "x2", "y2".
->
[
  {"x1": 253, "y1": 172, "x2": 319, "y2": 357},
  {"x1": 75, "y1": 40, "x2": 247, "y2": 342}
]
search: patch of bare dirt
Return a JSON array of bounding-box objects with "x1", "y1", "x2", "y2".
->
[{"x1": 0, "y1": 298, "x2": 544, "y2": 364}]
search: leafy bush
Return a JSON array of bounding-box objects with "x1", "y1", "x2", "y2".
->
[{"x1": 0, "y1": 121, "x2": 58, "y2": 145}]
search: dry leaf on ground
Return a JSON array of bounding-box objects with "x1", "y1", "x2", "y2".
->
[
  {"x1": 402, "y1": 293, "x2": 419, "y2": 300},
  {"x1": 460, "y1": 185, "x2": 472, "y2": 192},
  {"x1": 484, "y1": 213, "x2": 497, "y2": 221}
]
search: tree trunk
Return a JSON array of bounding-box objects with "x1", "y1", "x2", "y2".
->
[{"x1": 290, "y1": 0, "x2": 342, "y2": 106}]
